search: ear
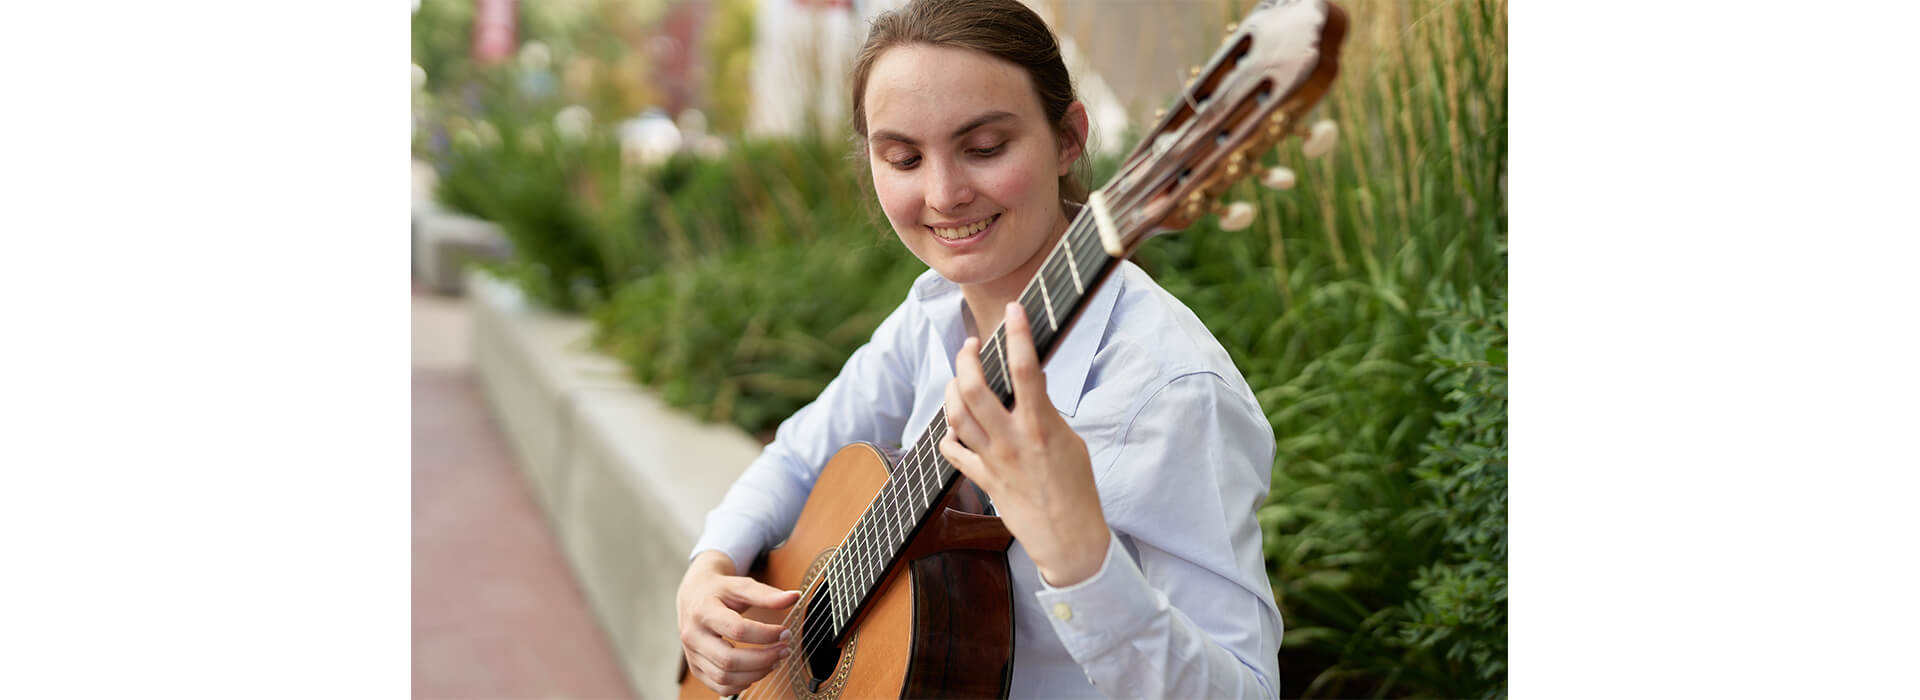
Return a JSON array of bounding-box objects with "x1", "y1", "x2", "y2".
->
[{"x1": 1057, "y1": 101, "x2": 1089, "y2": 176}]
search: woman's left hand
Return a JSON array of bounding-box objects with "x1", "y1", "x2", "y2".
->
[{"x1": 940, "y1": 302, "x2": 1110, "y2": 587}]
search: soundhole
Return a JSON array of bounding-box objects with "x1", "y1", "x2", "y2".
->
[{"x1": 789, "y1": 552, "x2": 857, "y2": 698}]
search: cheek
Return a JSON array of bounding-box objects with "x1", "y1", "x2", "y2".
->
[
  {"x1": 978, "y1": 152, "x2": 1050, "y2": 208},
  {"x1": 870, "y1": 167, "x2": 920, "y2": 231}
]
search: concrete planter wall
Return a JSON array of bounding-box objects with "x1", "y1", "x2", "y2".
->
[
  {"x1": 467, "y1": 271, "x2": 760, "y2": 698},
  {"x1": 414, "y1": 207, "x2": 512, "y2": 295}
]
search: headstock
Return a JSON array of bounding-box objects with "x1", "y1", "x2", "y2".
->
[{"x1": 1090, "y1": 0, "x2": 1348, "y2": 258}]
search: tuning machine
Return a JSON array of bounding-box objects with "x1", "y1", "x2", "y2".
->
[
  {"x1": 1216, "y1": 200, "x2": 1256, "y2": 232},
  {"x1": 1261, "y1": 166, "x2": 1296, "y2": 190},
  {"x1": 1300, "y1": 120, "x2": 1338, "y2": 158}
]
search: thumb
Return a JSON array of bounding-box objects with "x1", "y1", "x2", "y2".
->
[{"x1": 722, "y1": 578, "x2": 802, "y2": 611}]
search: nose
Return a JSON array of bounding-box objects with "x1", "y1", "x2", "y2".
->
[{"x1": 925, "y1": 159, "x2": 974, "y2": 213}]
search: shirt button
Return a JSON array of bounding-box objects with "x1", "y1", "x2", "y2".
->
[{"x1": 1051, "y1": 603, "x2": 1073, "y2": 621}]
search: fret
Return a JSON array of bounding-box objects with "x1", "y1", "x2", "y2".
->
[
  {"x1": 1070, "y1": 218, "x2": 1101, "y2": 286},
  {"x1": 863, "y1": 526, "x2": 879, "y2": 585},
  {"x1": 1037, "y1": 274, "x2": 1058, "y2": 332},
  {"x1": 848, "y1": 557, "x2": 860, "y2": 611},
  {"x1": 993, "y1": 333, "x2": 1012, "y2": 397},
  {"x1": 915, "y1": 439, "x2": 935, "y2": 509},
  {"x1": 882, "y1": 486, "x2": 902, "y2": 551},
  {"x1": 927, "y1": 421, "x2": 945, "y2": 483},
  {"x1": 843, "y1": 532, "x2": 858, "y2": 632},
  {"x1": 860, "y1": 521, "x2": 877, "y2": 597},
  {"x1": 889, "y1": 488, "x2": 906, "y2": 548},
  {"x1": 831, "y1": 562, "x2": 845, "y2": 631},
  {"x1": 1062, "y1": 228, "x2": 1085, "y2": 294},
  {"x1": 1041, "y1": 260, "x2": 1070, "y2": 340}
]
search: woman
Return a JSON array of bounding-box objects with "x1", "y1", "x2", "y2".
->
[{"x1": 676, "y1": 0, "x2": 1284, "y2": 696}]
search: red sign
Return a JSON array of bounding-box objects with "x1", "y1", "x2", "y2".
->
[{"x1": 472, "y1": 0, "x2": 518, "y2": 65}]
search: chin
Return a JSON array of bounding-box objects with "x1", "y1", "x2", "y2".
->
[{"x1": 926, "y1": 259, "x2": 1000, "y2": 285}]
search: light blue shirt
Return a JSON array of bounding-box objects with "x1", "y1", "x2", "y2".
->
[{"x1": 692, "y1": 260, "x2": 1283, "y2": 698}]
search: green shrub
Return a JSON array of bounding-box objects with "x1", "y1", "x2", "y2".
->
[
  {"x1": 410, "y1": 0, "x2": 476, "y2": 95},
  {"x1": 591, "y1": 234, "x2": 924, "y2": 433},
  {"x1": 431, "y1": 74, "x2": 623, "y2": 312},
  {"x1": 1399, "y1": 259, "x2": 1508, "y2": 698},
  {"x1": 583, "y1": 136, "x2": 906, "y2": 432}
]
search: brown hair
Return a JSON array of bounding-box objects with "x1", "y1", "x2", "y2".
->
[{"x1": 849, "y1": 0, "x2": 1091, "y2": 208}]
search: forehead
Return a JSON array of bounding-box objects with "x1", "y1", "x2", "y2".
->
[{"x1": 864, "y1": 44, "x2": 1044, "y2": 136}]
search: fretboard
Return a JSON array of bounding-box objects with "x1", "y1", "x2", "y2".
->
[{"x1": 822, "y1": 206, "x2": 1118, "y2": 640}]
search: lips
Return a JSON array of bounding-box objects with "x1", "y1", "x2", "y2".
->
[{"x1": 928, "y1": 213, "x2": 999, "y2": 246}]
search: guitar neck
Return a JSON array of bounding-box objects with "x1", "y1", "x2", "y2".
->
[{"x1": 822, "y1": 207, "x2": 1120, "y2": 640}]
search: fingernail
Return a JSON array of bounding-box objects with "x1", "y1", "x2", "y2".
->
[
  {"x1": 779, "y1": 647, "x2": 792, "y2": 658},
  {"x1": 780, "y1": 628, "x2": 793, "y2": 642}
]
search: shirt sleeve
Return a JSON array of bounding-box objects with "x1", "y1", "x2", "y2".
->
[
  {"x1": 688, "y1": 297, "x2": 923, "y2": 573},
  {"x1": 1034, "y1": 371, "x2": 1283, "y2": 699}
]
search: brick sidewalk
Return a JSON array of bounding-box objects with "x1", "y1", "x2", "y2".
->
[{"x1": 413, "y1": 285, "x2": 638, "y2": 699}]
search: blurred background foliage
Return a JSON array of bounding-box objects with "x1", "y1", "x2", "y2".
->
[{"x1": 414, "y1": 0, "x2": 1505, "y2": 696}]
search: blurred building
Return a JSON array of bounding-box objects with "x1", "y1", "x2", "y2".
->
[{"x1": 742, "y1": 0, "x2": 1244, "y2": 154}]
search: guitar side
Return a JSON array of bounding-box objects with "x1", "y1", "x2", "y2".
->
[{"x1": 677, "y1": 443, "x2": 1015, "y2": 699}]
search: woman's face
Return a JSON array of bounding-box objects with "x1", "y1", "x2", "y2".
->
[{"x1": 862, "y1": 44, "x2": 1080, "y2": 293}]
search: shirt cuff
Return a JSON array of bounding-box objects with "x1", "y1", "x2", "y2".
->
[
  {"x1": 1032, "y1": 529, "x2": 1164, "y2": 658},
  {"x1": 688, "y1": 512, "x2": 765, "y2": 576}
]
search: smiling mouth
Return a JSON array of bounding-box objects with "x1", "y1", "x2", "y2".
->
[{"x1": 930, "y1": 214, "x2": 999, "y2": 240}]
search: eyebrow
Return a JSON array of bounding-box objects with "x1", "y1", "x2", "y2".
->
[{"x1": 871, "y1": 111, "x2": 1018, "y2": 146}]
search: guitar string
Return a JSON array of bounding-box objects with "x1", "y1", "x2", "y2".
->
[{"x1": 736, "y1": 212, "x2": 1114, "y2": 698}]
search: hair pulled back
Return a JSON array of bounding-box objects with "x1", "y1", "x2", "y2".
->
[{"x1": 849, "y1": 0, "x2": 1090, "y2": 207}]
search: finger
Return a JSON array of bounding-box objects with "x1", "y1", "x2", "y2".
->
[
  {"x1": 952, "y1": 336, "x2": 1013, "y2": 437},
  {"x1": 1001, "y1": 302, "x2": 1053, "y2": 420},
  {"x1": 687, "y1": 653, "x2": 733, "y2": 694},
  {"x1": 939, "y1": 428, "x2": 988, "y2": 486},
  {"x1": 687, "y1": 628, "x2": 790, "y2": 678},
  {"x1": 943, "y1": 380, "x2": 987, "y2": 453},
  {"x1": 702, "y1": 598, "x2": 792, "y2": 645},
  {"x1": 689, "y1": 649, "x2": 782, "y2": 696},
  {"x1": 719, "y1": 577, "x2": 802, "y2": 612},
  {"x1": 705, "y1": 638, "x2": 791, "y2": 676}
]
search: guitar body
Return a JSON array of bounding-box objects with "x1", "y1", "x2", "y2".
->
[{"x1": 678, "y1": 443, "x2": 1016, "y2": 699}]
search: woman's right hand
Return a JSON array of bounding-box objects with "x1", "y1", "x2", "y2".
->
[{"x1": 676, "y1": 550, "x2": 802, "y2": 695}]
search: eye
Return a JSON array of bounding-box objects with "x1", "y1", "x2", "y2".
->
[
  {"x1": 889, "y1": 154, "x2": 921, "y2": 170},
  {"x1": 971, "y1": 143, "x2": 1005, "y2": 157}
]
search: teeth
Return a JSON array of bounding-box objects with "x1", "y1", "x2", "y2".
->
[{"x1": 932, "y1": 216, "x2": 993, "y2": 239}]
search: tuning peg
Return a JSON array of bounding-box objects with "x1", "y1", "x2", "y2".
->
[
  {"x1": 1261, "y1": 166, "x2": 1297, "y2": 190},
  {"x1": 1301, "y1": 120, "x2": 1338, "y2": 158},
  {"x1": 1189, "y1": 65, "x2": 1202, "y2": 79},
  {"x1": 1153, "y1": 107, "x2": 1165, "y2": 121},
  {"x1": 1217, "y1": 201, "x2": 1256, "y2": 231}
]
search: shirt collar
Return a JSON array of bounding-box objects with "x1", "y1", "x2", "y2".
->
[{"x1": 912, "y1": 264, "x2": 1124, "y2": 417}]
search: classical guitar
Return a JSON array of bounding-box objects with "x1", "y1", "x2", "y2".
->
[{"x1": 680, "y1": 1, "x2": 1347, "y2": 697}]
